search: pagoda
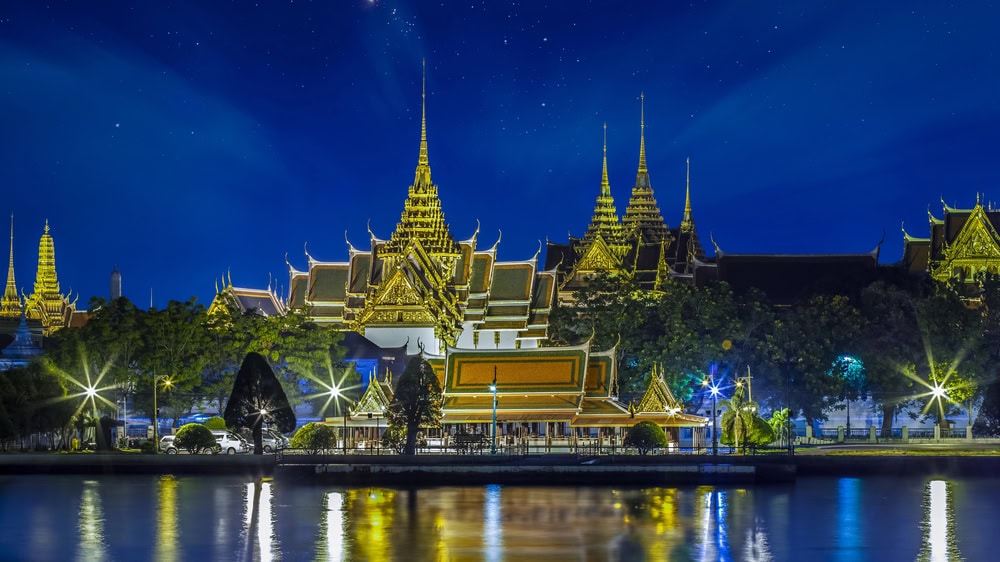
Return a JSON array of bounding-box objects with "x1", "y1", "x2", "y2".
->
[
  {"x1": 23, "y1": 221, "x2": 76, "y2": 334},
  {"x1": 545, "y1": 95, "x2": 706, "y2": 299}
]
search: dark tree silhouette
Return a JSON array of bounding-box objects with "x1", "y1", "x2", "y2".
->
[
  {"x1": 385, "y1": 357, "x2": 442, "y2": 455},
  {"x1": 224, "y1": 352, "x2": 296, "y2": 454}
]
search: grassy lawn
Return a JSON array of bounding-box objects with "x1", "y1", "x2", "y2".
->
[{"x1": 821, "y1": 449, "x2": 1000, "y2": 456}]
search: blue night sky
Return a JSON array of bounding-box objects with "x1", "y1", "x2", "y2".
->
[{"x1": 1, "y1": 1, "x2": 997, "y2": 309}]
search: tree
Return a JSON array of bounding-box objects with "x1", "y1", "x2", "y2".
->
[
  {"x1": 139, "y1": 298, "x2": 212, "y2": 424},
  {"x1": 719, "y1": 384, "x2": 773, "y2": 453},
  {"x1": 767, "y1": 408, "x2": 793, "y2": 447},
  {"x1": 385, "y1": 357, "x2": 442, "y2": 455},
  {"x1": 290, "y1": 422, "x2": 335, "y2": 455},
  {"x1": 857, "y1": 282, "x2": 923, "y2": 437},
  {"x1": 224, "y1": 352, "x2": 297, "y2": 454},
  {"x1": 202, "y1": 416, "x2": 227, "y2": 430},
  {"x1": 623, "y1": 421, "x2": 668, "y2": 455},
  {"x1": 174, "y1": 423, "x2": 218, "y2": 454}
]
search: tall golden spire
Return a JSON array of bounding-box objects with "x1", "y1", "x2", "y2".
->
[
  {"x1": 600, "y1": 123, "x2": 611, "y2": 195},
  {"x1": 623, "y1": 93, "x2": 669, "y2": 242},
  {"x1": 25, "y1": 219, "x2": 75, "y2": 334},
  {"x1": 585, "y1": 124, "x2": 625, "y2": 250},
  {"x1": 414, "y1": 59, "x2": 431, "y2": 187},
  {"x1": 385, "y1": 62, "x2": 459, "y2": 258},
  {"x1": 0, "y1": 213, "x2": 20, "y2": 318},
  {"x1": 638, "y1": 92, "x2": 647, "y2": 174},
  {"x1": 681, "y1": 157, "x2": 694, "y2": 232}
]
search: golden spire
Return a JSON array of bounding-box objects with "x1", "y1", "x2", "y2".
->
[
  {"x1": 623, "y1": 93, "x2": 669, "y2": 242},
  {"x1": 585, "y1": 124, "x2": 624, "y2": 250},
  {"x1": 25, "y1": 219, "x2": 74, "y2": 334},
  {"x1": 601, "y1": 123, "x2": 610, "y2": 195},
  {"x1": 385, "y1": 61, "x2": 459, "y2": 258},
  {"x1": 0, "y1": 213, "x2": 20, "y2": 318},
  {"x1": 681, "y1": 157, "x2": 694, "y2": 232},
  {"x1": 638, "y1": 92, "x2": 647, "y2": 174},
  {"x1": 414, "y1": 59, "x2": 431, "y2": 187}
]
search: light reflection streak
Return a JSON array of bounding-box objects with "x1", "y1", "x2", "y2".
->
[
  {"x1": 242, "y1": 479, "x2": 278, "y2": 562},
  {"x1": 258, "y1": 480, "x2": 276, "y2": 561},
  {"x1": 836, "y1": 478, "x2": 861, "y2": 561},
  {"x1": 918, "y1": 479, "x2": 961, "y2": 562},
  {"x1": 317, "y1": 492, "x2": 344, "y2": 562},
  {"x1": 76, "y1": 480, "x2": 107, "y2": 562},
  {"x1": 484, "y1": 484, "x2": 502, "y2": 562},
  {"x1": 156, "y1": 475, "x2": 177, "y2": 562}
]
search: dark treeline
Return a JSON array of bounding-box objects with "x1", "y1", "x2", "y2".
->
[{"x1": 548, "y1": 272, "x2": 1000, "y2": 436}]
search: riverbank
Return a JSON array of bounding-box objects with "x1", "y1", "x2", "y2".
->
[{"x1": 2, "y1": 447, "x2": 999, "y2": 484}]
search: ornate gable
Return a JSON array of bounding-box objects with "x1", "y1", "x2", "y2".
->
[
  {"x1": 351, "y1": 371, "x2": 393, "y2": 416},
  {"x1": 634, "y1": 364, "x2": 680, "y2": 413},
  {"x1": 573, "y1": 235, "x2": 622, "y2": 273},
  {"x1": 933, "y1": 203, "x2": 1000, "y2": 282}
]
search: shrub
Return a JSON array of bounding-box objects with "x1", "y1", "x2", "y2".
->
[
  {"x1": 624, "y1": 421, "x2": 668, "y2": 455},
  {"x1": 139, "y1": 440, "x2": 157, "y2": 454},
  {"x1": 202, "y1": 416, "x2": 228, "y2": 431},
  {"x1": 382, "y1": 425, "x2": 406, "y2": 454},
  {"x1": 175, "y1": 423, "x2": 219, "y2": 454},
  {"x1": 291, "y1": 422, "x2": 336, "y2": 455}
]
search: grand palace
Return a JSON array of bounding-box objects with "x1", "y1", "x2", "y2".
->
[{"x1": 6, "y1": 73, "x2": 1000, "y2": 445}]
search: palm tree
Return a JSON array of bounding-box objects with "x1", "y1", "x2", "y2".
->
[{"x1": 719, "y1": 385, "x2": 773, "y2": 454}]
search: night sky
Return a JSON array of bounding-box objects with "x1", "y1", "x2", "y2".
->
[{"x1": 1, "y1": 2, "x2": 998, "y2": 309}]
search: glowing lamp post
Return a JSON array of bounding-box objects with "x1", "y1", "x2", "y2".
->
[
  {"x1": 490, "y1": 366, "x2": 498, "y2": 455},
  {"x1": 702, "y1": 378, "x2": 720, "y2": 456},
  {"x1": 331, "y1": 386, "x2": 348, "y2": 454},
  {"x1": 151, "y1": 376, "x2": 172, "y2": 454}
]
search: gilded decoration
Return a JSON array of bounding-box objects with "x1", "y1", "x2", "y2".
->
[{"x1": 932, "y1": 203, "x2": 1000, "y2": 283}]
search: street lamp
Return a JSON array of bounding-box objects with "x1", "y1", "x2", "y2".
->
[
  {"x1": 151, "y1": 376, "x2": 173, "y2": 454},
  {"x1": 490, "y1": 366, "x2": 498, "y2": 455},
  {"x1": 702, "y1": 378, "x2": 719, "y2": 456},
  {"x1": 331, "y1": 385, "x2": 348, "y2": 455}
]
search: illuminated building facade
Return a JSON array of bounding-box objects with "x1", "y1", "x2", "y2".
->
[{"x1": 902, "y1": 195, "x2": 1000, "y2": 294}]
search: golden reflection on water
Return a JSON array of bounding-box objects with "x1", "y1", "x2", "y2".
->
[
  {"x1": 155, "y1": 475, "x2": 177, "y2": 562},
  {"x1": 76, "y1": 480, "x2": 107, "y2": 562},
  {"x1": 917, "y1": 479, "x2": 961, "y2": 562},
  {"x1": 330, "y1": 485, "x2": 773, "y2": 561}
]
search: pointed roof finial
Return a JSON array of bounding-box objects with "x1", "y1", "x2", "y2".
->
[
  {"x1": 681, "y1": 157, "x2": 694, "y2": 232},
  {"x1": 638, "y1": 92, "x2": 647, "y2": 174},
  {"x1": 601, "y1": 122, "x2": 610, "y2": 195},
  {"x1": 413, "y1": 59, "x2": 431, "y2": 187},
  {"x1": 1, "y1": 213, "x2": 19, "y2": 318}
]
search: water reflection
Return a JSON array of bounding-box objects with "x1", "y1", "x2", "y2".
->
[
  {"x1": 3, "y1": 475, "x2": 997, "y2": 560},
  {"x1": 917, "y1": 479, "x2": 961, "y2": 562},
  {"x1": 242, "y1": 478, "x2": 280, "y2": 561},
  {"x1": 76, "y1": 480, "x2": 107, "y2": 562}
]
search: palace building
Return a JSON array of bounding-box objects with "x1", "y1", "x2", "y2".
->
[
  {"x1": 902, "y1": 195, "x2": 1000, "y2": 292},
  {"x1": 219, "y1": 71, "x2": 557, "y2": 355}
]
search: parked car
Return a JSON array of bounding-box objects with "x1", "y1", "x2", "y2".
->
[
  {"x1": 211, "y1": 430, "x2": 249, "y2": 454},
  {"x1": 160, "y1": 435, "x2": 179, "y2": 454},
  {"x1": 262, "y1": 429, "x2": 290, "y2": 453}
]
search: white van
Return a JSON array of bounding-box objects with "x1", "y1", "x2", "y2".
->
[{"x1": 211, "y1": 430, "x2": 248, "y2": 454}]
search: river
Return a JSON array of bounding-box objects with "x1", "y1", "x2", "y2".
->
[{"x1": 0, "y1": 473, "x2": 992, "y2": 560}]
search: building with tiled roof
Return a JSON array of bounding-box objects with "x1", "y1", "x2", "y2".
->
[
  {"x1": 902, "y1": 195, "x2": 1000, "y2": 293},
  {"x1": 213, "y1": 68, "x2": 557, "y2": 355}
]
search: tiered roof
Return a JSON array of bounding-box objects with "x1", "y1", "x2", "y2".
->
[
  {"x1": 901, "y1": 196, "x2": 1000, "y2": 288},
  {"x1": 24, "y1": 221, "x2": 75, "y2": 334}
]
